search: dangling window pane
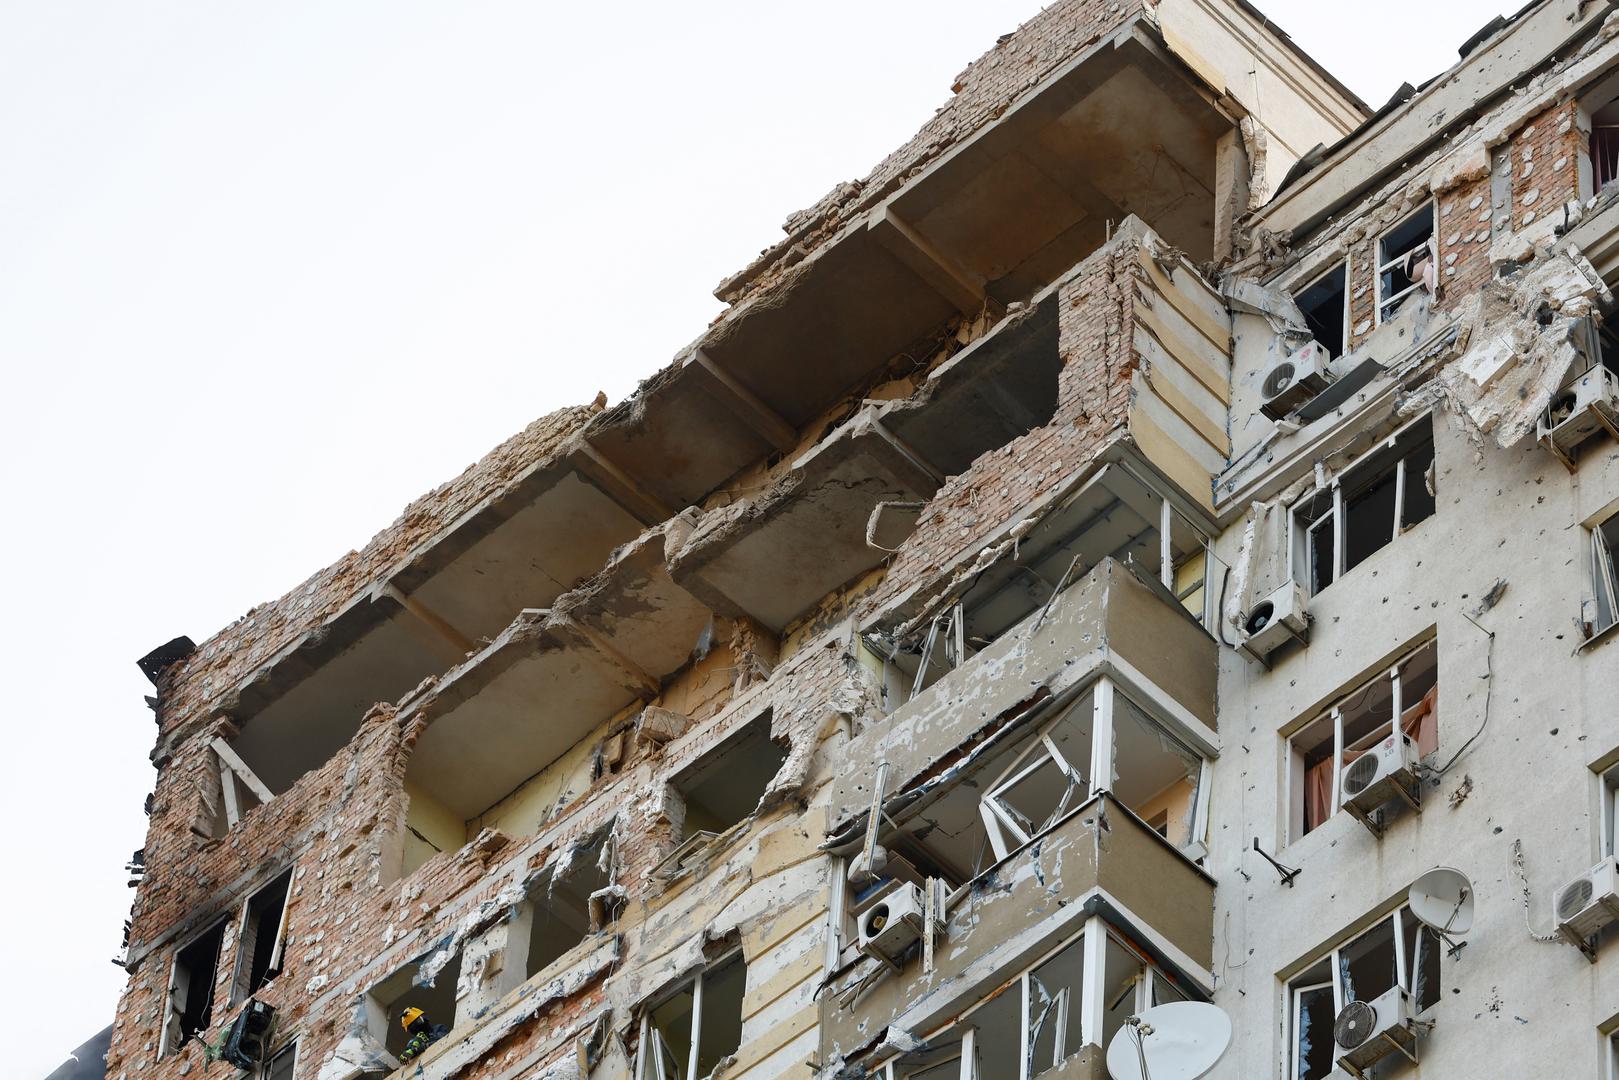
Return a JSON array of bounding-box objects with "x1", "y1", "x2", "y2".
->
[
  {"x1": 1109, "y1": 693, "x2": 1201, "y2": 848},
  {"x1": 1027, "y1": 938, "x2": 1085, "y2": 1078}
]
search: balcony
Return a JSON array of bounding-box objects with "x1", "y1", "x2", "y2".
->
[{"x1": 821, "y1": 792, "x2": 1214, "y2": 1077}]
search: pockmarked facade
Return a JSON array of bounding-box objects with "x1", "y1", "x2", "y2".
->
[{"x1": 107, "y1": 3, "x2": 1619, "y2": 1080}]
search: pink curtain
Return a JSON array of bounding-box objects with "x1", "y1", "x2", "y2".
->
[{"x1": 1304, "y1": 686, "x2": 1437, "y2": 834}]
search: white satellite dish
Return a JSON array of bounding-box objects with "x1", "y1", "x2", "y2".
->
[
  {"x1": 1105, "y1": 1001, "x2": 1231, "y2": 1080},
  {"x1": 1409, "y1": 866, "x2": 1475, "y2": 937}
]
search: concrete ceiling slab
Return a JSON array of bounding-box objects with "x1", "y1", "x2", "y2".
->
[
  {"x1": 406, "y1": 611, "x2": 656, "y2": 820},
  {"x1": 668, "y1": 413, "x2": 943, "y2": 632}
]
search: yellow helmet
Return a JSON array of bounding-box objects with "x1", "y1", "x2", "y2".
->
[{"x1": 400, "y1": 1007, "x2": 426, "y2": 1032}]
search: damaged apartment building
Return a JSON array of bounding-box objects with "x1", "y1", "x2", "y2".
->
[{"x1": 105, "y1": 1, "x2": 1619, "y2": 1079}]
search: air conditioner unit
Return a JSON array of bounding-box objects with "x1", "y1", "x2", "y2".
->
[
  {"x1": 1538, "y1": 364, "x2": 1619, "y2": 468},
  {"x1": 1340, "y1": 730, "x2": 1421, "y2": 821},
  {"x1": 1261, "y1": 341, "x2": 1334, "y2": 420},
  {"x1": 1554, "y1": 859, "x2": 1619, "y2": 943},
  {"x1": 1241, "y1": 581, "x2": 1308, "y2": 660},
  {"x1": 858, "y1": 882, "x2": 927, "y2": 961},
  {"x1": 1334, "y1": 986, "x2": 1422, "y2": 1076}
]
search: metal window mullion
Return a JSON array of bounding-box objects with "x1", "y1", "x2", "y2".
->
[
  {"x1": 1091, "y1": 679, "x2": 1117, "y2": 793},
  {"x1": 1393, "y1": 457, "x2": 1407, "y2": 542},
  {"x1": 1331, "y1": 707, "x2": 1345, "y2": 814},
  {"x1": 1079, "y1": 918, "x2": 1107, "y2": 1050},
  {"x1": 961, "y1": 1024, "x2": 978, "y2": 1080},
  {"x1": 1332, "y1": 483, "x2": 1345, "y2": 582},
  {"x1": 1018, "y1": 972, "x2": 1032, "y2": 1080},
  {"x1": 826, "y1": 857, "x2": 848, "y2": 972},
  {"x1": 1596, "y1": 527, "x2": 1619, "y2": 628},
  {"x1": 686, "y1": 973, "x2": 704, "y2": 1080},
  {"x1": 1191, "y1": 758, "x2": 1213, "y2": 848},
  {"x1": 1331, "y1": 945, "x2": 1345, "y2": 1014},
  {"x1": 1390, "y1": 665, "x2": 1404, "y2": 740},
  {"x1": 635, "y1": 1015, "x2": 650, "y2": 1080},
  {"x1": 1393, "y1": 909, "x2": 1409, "y2": 993},
  {"x1": 1160, "y1": 497, "x2": 1174, "y2": 589}
]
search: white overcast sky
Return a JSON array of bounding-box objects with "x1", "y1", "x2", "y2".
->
[{"x1": 1, "y1": 1, "x2": 1505, "y2": 1075}]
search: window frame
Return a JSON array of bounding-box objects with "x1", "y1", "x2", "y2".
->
[
  {"x1": 231, "y1": 868, "x2": 293, "y2": 1004},
  {"x1": 1285, "y1": 904, "x2": 1440, "y2": 1080},
  {"x1": 1591, "y1": 515, "x2": 1619, "y2": 638},
  {"x1": 1601, "y1": 765, "x2": 1619, "y2": 860},
  {"x1": 1288, "y1": 415, "x2": 1435, "y2": 596},
  {"x1": 978, "y1": 678, "x2": 1212, "y2": 863},
  {"x1": 1285, "y1": 637, "x2": 1438, "y2": 842},
  {"x1": 1375, "y1": 203, "x2": 1436, "y2": 324},
  {"x1": 159, "y1": 917, "x2": 230, "y2": 1058},
  {"x1": 1294, "y1": 259, "x2": 1350, "y2": 358},
  {"x1": 876, "y1": 917, "x2": 1199, "y2": 1080},
  {"x1": 635, "y1": 952, "x2": 746, "y2": 1080},
  {"x1": 261, "y1": 1038, "x2": 298, "y2": 1080}
]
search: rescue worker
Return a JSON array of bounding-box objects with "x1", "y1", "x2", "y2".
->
[{"x1": 398, "y1": 1007, "x2": 448, "y2": 1064}]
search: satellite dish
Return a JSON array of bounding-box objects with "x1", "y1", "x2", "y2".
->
[
  {"x1": 1409, "y1": 866, "x2": 1475, "y2": 938},
  {"x1": 1105, "y1": 1001, "x2": 1231, "y2": 1080}
]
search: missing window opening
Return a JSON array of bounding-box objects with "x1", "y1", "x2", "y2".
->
[
  {"x1": 526, "y1": 829, "x2": 614, "y2": 979},
  {"x1": 232, "y1": 869, "x2": 292, "y2": 1003},
  {"x1": 163, "y1": 919, "x2": 229, "y2": 1054},
  {"x1": 365, "y1": 952, "x2": 463, "y2": 1063},
  {"x1": 672, "y1": 713, "x2": 787, "y2": 843},
  {"x1": 1296, "y1": 262, "x2": 1348, "y2": 358}
]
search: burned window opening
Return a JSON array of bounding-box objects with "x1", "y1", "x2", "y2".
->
[
  {"x1": 1286, "y1": 905, "x2": 1441, "y2": 1080},
  {"x1": 637, "y1": 954, "x2": 747, "y2": 1080},
  {"x1": 863, "y1": 464, "x2": 1213, "y2": 710},
  {"x1": 1296, "y1": 262, "x2": 1348, "y2": 358},
  {"x1": 232, "y1": 869, "x2": 292, "y2": 1003},
  {"x1": 366, "y1": 951, "x2": 464, "y2": 1063},
  {"x1": 525, "y1": 827, "x2": 615, "y2": 979},
  {"x1": 1292, "y1": 419, "x2": 1435, "y2": 595},
  {"x1": 162, "y1": 919, "x2": 229, "y2": 1055},
  {"x1": 1289, "y1": 638, "x2": 1438, "y2": 839},
  {"x1": 1377, "y1": 204, "x2": 1435, "y2": 322}
]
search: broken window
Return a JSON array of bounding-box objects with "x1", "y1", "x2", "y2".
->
[
  {"x1": 1291, "y1": 418, "x2": 1435, "y2": 595},
  {"x1": 979, "y1": 681, "x2": 1207, "y2": 862},
  {"x1": 1287, "y1": 905, "x2": 1441, "y2": 1080},
  {"x1": 861, "y1": 462, "x2": 1214, "y2": 711},
  {"x1": 262, "y1": 1040, "x2": 297, "y2": 1080},
  {"x1": 1588, "y1": 513, "x2": 1619, "y2": 638},
  {"x1": 1295, "y1": 261, "x2": 1348, "y2": 358},
  {"x1": 1376, "y1": 204, "x2": 1434, "y2": 322},
  {"x1": 637, "y1": 954, "x2": 747, "y2": 1080},
  {"x1": 1602, "y1": 765, "x2": 1619, "y2": 860},
  {"x1": 1609, "y1": 1028, "x2": 1619, "y2": 1080},
  {"x1": 161, "y1": 919, "x2": 229, "y2": 1055},
  {"x1": 882, "y1": 919, "x2": 1195, "y2": 1080},
  {"x1": 1593, "y1": 97, "x2": 1619, "y2": 193},
  {"x1": 1287, "y1": 639, "x2": 1438, "y2": 839},
  {"x1": 657, "y1": 713, "x2": 787, "y2": 880},
  {"x1": 203, "y1": 738, "x2": 269, "y2": 837},
  {"x1": 365, "y1": 951, "x2": 463, "y2": 1063},
  {"x1": 525, "y1": 827, "x2": 615, "y2": 978},
  {"x1": 231, "y1": 869, "x2": 292, "y2": 1003}
]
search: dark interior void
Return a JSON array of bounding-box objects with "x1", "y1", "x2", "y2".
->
[
  {"x1": 1291, "y1": 961, "x2": 1336, "y2": 1080},
  {"x1": 233, "y1": 869, "x2": 291, "y2": 1001},
  {"x1": 1377, "y1": 205, "x2": 1434, "y2": 319},
  {"x1": 170, "y1": 920, "x2": 228, "y2": 1049},
  {"x1": 642, "y1": 955, "x2": 746, "y2": 1080},
  {"x1": 526, "y1": 832, "x2": 612, "y2": 979},
  {"x1": 1598, "y1": 310, "x2": 1619, "y2": 377},
  {"x1": 1301, "y1": 424, "x2": 1435, "y2": 593},
  {"x1": 1296, "y1": 263, "x2": 1347, "y2": 358},
  {"x1": 673, "y1": 714, "x2": 787, "y2": 841},
  {"x1": 370, "y1": 953, "x2": 463, "y2": 1060},
  {"x1": 867, "y1": 464, "x2": 1206, "y2": 705}
]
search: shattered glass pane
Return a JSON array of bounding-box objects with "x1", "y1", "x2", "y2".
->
[
  {"x1": 1026, "y1": 938, "x2": 1084, "y2": 1078},
  {"x1": 1294, "y1": 982, "x2": 1335, "y2": 1080}
]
